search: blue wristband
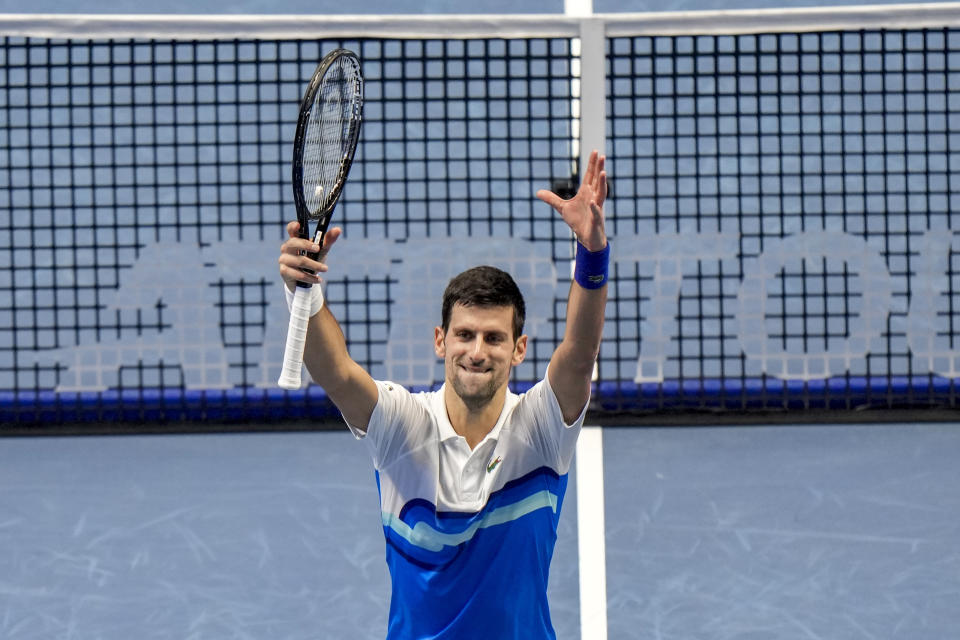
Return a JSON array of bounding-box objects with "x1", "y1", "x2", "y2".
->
[{"x1": 574, "y1": 241, "x2": 610, "y2": 289}]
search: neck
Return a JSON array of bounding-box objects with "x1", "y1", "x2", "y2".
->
[{"x1": 444, "y1": 384, "x2": 507, "y2": 449}]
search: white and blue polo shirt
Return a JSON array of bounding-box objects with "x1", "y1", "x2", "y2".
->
[{"x1": 348, "y1": 375, "x2": 586, "y2": 640}]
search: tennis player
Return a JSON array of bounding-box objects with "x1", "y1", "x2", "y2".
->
[{"x1": 278, "y1": 150, "x2": 609, "y2": 640}]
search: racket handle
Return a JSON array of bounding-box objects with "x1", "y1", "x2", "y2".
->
[{"x1": 278, "y1": 284, "x2": 313, "y2": 389}]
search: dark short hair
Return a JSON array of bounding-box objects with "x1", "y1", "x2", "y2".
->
[{"x1": 441, "y1": 266, "x2": 526, "y2": 339}]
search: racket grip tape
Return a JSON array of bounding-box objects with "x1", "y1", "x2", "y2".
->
[{"x1": 278, "y1": 285, "x2": 314, "y2": 389}]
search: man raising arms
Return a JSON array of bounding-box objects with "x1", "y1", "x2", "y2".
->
[{"x1": 278, "y1": 151, "x2": 609, "y2": 640}]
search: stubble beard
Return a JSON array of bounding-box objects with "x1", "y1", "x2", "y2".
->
[{"x1": 450, "y1": 365, "x2": 503, "y2": 413}]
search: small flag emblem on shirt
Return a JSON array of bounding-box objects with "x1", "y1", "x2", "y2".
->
[{"x1": 486, "y1": 456, "x2": 502, "y2": 473}]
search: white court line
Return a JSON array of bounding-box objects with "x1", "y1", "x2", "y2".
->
[
  {"x1": 570, "y1": 12, "x2": 607, "y2": 637},
  {"x1": 576, "y1": 425, "x2": 607, "y2": 640}
]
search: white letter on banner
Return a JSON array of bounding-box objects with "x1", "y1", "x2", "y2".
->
[
  {"x1": 907, "y1": 230, "x2": 960, "y2": 378},
  {"x1": 737, "y1": 231, "x2": 892, "y2": 380},
  {"x1": 53, "y1": 242, "x2": 232, "y2": 392},
  {"x1": 612, "y1": 232, "x2": 741, "y2": 383}
]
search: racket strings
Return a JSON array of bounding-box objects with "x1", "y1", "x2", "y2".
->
[{"x1": 303, "y1": 58, "x2": 361, "y2": 215}]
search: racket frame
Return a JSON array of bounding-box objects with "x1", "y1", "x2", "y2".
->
[
  {"x1": 278, "y1": 48, "x2": 364, "y2": 390},
  {"x1": 292, "y1": 47, "x2": 364, "y2": 263}
]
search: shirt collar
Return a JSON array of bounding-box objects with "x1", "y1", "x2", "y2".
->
[{"x1": 434, "y1": 383, "x2": 510, "y2": 445}]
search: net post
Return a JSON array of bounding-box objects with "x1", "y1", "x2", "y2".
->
[
  {"x1": 578, "y1": 17, "x2": 607, "y2": 163},
  {"x1": 577, "y1": 17, "x2": 607, "y2": 385},
  {"x1": 575, "y1": 18, "x2": 609, "y2": 640}
]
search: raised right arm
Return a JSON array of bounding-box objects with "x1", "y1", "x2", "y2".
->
[{"x1": 278, "y1": 221, "x2": 378, "y2": 431}]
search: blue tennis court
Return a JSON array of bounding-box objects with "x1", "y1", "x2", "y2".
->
[{"x1": 2, "y1": 422, "x2": 958, "y2": 638}]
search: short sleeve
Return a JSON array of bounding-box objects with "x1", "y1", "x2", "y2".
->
[
  {"x1": 515, "y1": 374, "x2": 588, "y2": 474},
  {"x1": 345, "y1": 380, "x2": 429, "y2": 470}
]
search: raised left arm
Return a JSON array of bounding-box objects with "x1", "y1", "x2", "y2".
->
[{"x1": 536, "y1": 150, "x2": 609, "y2": 424}]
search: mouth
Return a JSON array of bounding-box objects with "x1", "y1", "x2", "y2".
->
[
  {"x1": 460, "y1": 364, "x2": 490, "y2": 375},
  {"x1": 456, "y1": 357, "x2": 495, "y2": 375}
]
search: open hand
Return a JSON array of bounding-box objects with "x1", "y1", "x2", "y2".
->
[{"x1": 536, "y1": 150, "x2": 607, "y2": 252}]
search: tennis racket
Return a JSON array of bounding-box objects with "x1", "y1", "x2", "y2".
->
[{"x1": 278, "y1": 48, "x2": 364, "y2": 390}]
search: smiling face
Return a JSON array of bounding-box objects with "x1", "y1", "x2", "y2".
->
[{"x1": 435, "y1": 303, "x2": 527, "y2": 412}]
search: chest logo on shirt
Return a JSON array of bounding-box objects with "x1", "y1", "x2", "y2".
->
[{"x1": 486, "y1": 455, "x2": 502, "y2": 474}]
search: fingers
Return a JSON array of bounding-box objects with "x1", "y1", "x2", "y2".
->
[
  {"x1": 317, "y1": 226, "x2": 341, "y2": 261},
  {"x1": 279, "y1": 222, "x2": 343, "y2": 287},
  {"x1": 582, "y1": 149, "x2": 598, "y2": 185},
  {"x1": 579, "y1": 151, "x2": 606, "y2": 203},
  {"x1": 279, "y1": 250, "x2": 324, "y2": 287},
  {"x1": 281, "y1": 232, "x2": 321, "y2": 261},
  {"x1": 536, "y1": 189, "x2": 566, "y2": 211},
  {"x1": 595, "y1": 170, "x2": 607, "y2": 208},
  {"x1": 538, "y1": 152, "x2": 608, "y2": 242}
]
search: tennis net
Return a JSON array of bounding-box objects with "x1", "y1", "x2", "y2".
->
[{"x1": 2, "y1": 7, "x2": 960, "y2": 428}]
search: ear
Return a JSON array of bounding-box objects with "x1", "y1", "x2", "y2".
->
[
  {"x1": 434, "y1": 326, "x2": 446, "y2": 358},
  {"x1": 512, "y1": 334, "x2": 528, "y2": 366}
]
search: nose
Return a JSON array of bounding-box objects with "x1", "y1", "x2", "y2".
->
[{"x1": 470, "y1": 335, "x2": 485, "y2": 360}]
